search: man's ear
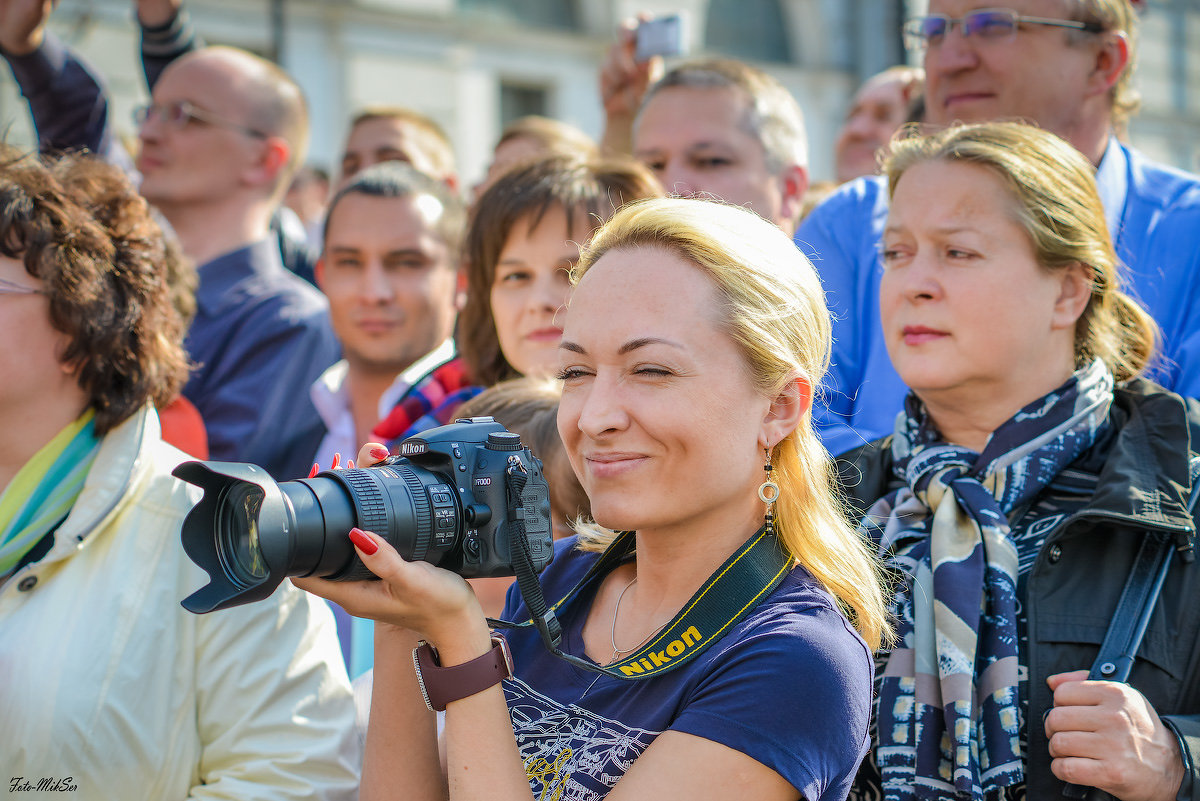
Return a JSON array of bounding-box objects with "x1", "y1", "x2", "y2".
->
[
  {"x1": 760, "y1": 373, "x2": 812, "y2": 449},
  {"x1": 1088, "y1": 31, "x2": 1130, "y2": 99},
  {"x1": 777, "y1": 164, "x2": 809, "y2": 236},
  {"x1": 454, "y1": 270, "x2": 468, "y2": 312},
  {"x1": 314, "y1": 256, "x2": 326, "y2": 291},
  {"x1": 454, "y1": 254, "x2": 469, "y2": 310},
  {"x1": 245, "y1": 136, "x2": 292, "y2": 189}
]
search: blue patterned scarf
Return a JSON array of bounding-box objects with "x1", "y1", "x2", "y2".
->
[{"x1": 862, "y1": 359, "x2": 1113, "y2": 800}]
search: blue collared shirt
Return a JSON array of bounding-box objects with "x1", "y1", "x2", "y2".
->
[
  {"x1": 796, "y1": 137, "x2": 1200, "y2": 456},
  {"x1": 184, "y1": 238, "x2": 340, "y2": 478}
]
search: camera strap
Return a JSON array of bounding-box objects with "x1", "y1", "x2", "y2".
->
[{"x1": 493, "y1": 459, "x2": 793, "y2": 680}]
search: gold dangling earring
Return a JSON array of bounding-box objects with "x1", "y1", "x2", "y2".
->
[{"x1": 758, "y1": 445, "x2": 779, "y2": 536}]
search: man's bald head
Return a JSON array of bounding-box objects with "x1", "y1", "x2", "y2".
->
[{"x1": 169, "y1": 47, "x2": 309, "y2": 194}]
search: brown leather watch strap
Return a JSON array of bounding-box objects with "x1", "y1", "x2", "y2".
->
[{"x1": 412, "y1": 636, "x2": 513, "y2": 712}]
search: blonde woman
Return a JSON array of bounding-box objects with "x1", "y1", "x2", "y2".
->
[
  {"x1": 297, "y1": 197, "x2": 888, "y2": 801},
  {"x1": 840, "y1": 121, "x2": 1200, "y2": 801}
]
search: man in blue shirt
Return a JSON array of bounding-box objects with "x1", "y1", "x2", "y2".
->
[
  {"x1": 132, "y1": 46, "x2": 340, "y2": 478},
  {"x1": 798, "y1": 0, "x2": 1200, "y2": 456}
]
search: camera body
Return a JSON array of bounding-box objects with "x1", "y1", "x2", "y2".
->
[
  {"x1": 383, "y1": 419, "x2": 553, "y2": 578},
  {"x1": 176, "y1": 418, "x2": 554, "y2": 614}
]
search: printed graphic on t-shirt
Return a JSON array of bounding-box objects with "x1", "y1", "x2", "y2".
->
[{"x1": 504, "y1": 676, "x2": 660, "y2": 800}]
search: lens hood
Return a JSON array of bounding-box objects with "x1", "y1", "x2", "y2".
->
[{"x1": 175, "y1": 460, "x2": 296, "y2": 613}]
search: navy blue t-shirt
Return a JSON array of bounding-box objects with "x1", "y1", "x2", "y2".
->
[{"x1": 499, "y1": 536, "x2": 874, "y2": 801}]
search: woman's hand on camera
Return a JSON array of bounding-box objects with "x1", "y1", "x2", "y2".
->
[
  {"x1": 294, "y1": 525, "x2": 484, "y2": 642},
  {"x1": 1044, "y1": 670, "x2": 1185, "y2": 801},
  {"x1": 290, "y1": 442, "x2": 489, "y2": 649}
]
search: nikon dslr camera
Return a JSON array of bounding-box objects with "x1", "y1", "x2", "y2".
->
[{"x1": 175, "y1": 418, "x2": 554, "y2": 614}]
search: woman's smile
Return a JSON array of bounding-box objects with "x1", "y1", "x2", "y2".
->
[{"x1": 583, "y1": 451, "x2": 649, "y2": 479}]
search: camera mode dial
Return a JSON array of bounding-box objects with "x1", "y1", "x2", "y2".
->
[{"x1": 485, "y1": 432, "x2": 522, "y2": 451}]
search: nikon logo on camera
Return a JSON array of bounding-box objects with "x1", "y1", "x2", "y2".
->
[
  {"x1": 617, "y1": 625, "x2": 702, "y2": 676},
  {"x1": 399, "y1": 442, "x2": 427, "y2": 456}
]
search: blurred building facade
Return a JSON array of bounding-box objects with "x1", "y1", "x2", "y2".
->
[{"x1": 1, "y1": 0, "x2": 1196, "y2": 185}]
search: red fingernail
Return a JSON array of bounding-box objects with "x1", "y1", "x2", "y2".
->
[
  {"x1": 370, "y1": 447, "x2": 390, "y2": 460},
  {"x1": 346, "y1": 459, "x2": 355, "y2": 469},
  {"x1": 349, "y1": 527, "x2": 378, "y2": 555},
  {"x1": 308, "y1": 463, "x2": 319, "y2": 478},
  {"x1": 332, "y1": 453, "x2": 341, "y2": 469}
]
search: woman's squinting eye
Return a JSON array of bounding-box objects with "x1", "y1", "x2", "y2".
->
[{"x1": 555, "y1": 366, "x2": 589, "y2": 381}]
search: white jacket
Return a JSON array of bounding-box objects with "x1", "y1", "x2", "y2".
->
[{"x1": 0, "y1": 407, "x2": 361, "y2": 799}]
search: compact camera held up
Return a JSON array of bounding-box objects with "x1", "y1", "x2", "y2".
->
[
  {"x1": 635, "y1": 12, "x2": 688, "y2": 63},
  {"x1": 175, "y1": 418, "x2": 554, "y2": 614}
]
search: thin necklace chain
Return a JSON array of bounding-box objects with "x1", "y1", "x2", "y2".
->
[
  {"x1": 609, "y1": 577, "x2": 668, "y2": 663},
  {"x1": 572, "y1": 575, "x2": 668, "y2": 702}
]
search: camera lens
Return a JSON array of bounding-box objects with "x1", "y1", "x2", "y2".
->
[
  {"x1": 176, "y1": 418, "x2": 555, "y2": 614},
  {"x1": 217, "y1": 483, "x2": 269, "y2": 586}
]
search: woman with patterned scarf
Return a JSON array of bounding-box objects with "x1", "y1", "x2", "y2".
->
[{"x1": 837, "y1": 121, "x2": 1200, "y2": 801}]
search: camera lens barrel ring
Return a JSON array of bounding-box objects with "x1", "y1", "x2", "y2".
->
[
  {"x1": 332, "y1": 470, "x2": 392, "y2": 582},
  {"x1": 335, "y1": 465, "x2": 436, "y2": 580},
  {"x1": 396, "y1": 468, "x2": 434, "y2": 563},
  {"x1": 340, "y1": 469, "x2": 392, "y2": 539}
]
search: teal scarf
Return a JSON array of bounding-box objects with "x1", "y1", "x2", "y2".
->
[{"x1": 0, "y1": 410, "x2": 102, "y2": 576}]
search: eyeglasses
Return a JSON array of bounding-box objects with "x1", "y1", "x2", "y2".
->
[
  {"x1": 133, "y1": 100, "x2": 269, "y2": 140},
  {"x1": 0, "y1": 277, "x2": 45, "y2": 296},
  {"x1": 903, "y1": 8, "x2": 1104, "y2": 51}
]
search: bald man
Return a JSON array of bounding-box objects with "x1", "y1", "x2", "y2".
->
[{"x1": 132, "y1": 47, "x2": 339, "y2": 477}]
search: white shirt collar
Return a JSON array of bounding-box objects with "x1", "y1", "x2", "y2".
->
[
  {"x1": 308, "y1": 338, "x2": 458, "y2": 467},
  {"x1": 310, "y1": 359, "x2": 352, "y2": 434},
  {"x1": 1094, "y1": 135, "x2": 1129, "y2": 243},
  {"x1": 393, "y1": 338, "x2": 458, "y2": 412}
]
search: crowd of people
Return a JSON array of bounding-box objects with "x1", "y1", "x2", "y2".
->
[{"x1": 1, "y1": 1, "x2": 1197, "y2": 800}]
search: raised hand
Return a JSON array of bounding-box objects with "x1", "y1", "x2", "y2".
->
[
  {"x1": 0, "y1": 0, "x2": 56, "y2": 57},
  {"x1": 598, "y1": 14, "x2": 663, "y2": 155},
  {"x1": 135, "y1": 0, "x2": 181, "y2": 28}
]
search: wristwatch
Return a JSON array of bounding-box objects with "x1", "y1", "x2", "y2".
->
[{"x1": 412, "y1": 635, "x2": 514, "y2": 712}]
